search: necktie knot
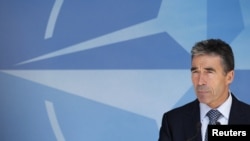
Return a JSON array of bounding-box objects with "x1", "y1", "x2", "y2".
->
[
  {"x1": 205, "y1": 109, "x2": 222, "y2": 141},
  {"x1": 207, "y1": 109, "x2": 221, "y2": 125}
]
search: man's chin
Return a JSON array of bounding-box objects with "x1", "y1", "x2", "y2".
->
[{"x1": 197, "y1": 97, "x2": 210, "y2": 104}]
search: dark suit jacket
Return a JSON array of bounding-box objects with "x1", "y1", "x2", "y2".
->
[{"x1": 158, "y1": 94, "x2": 250, "y2": 141}]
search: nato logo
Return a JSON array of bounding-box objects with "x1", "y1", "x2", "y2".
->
[{"x1": 1, "y1": 0, "x2": 250, "y2": 141}]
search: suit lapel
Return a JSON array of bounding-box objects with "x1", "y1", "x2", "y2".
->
[
  {"x1": 228, "y1": 94, "x2": 248, "y2": 124},
  {"x1": 183, "y1": 100, "x2": 202, "y2": 141}
]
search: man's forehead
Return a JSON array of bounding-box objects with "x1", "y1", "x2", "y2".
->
[{"x1": 191, "y1": 55, "x2": 223, "y2": 69}]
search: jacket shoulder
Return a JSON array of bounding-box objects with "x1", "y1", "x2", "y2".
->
[{"x1": 164, "y1": 99, "x2": 199, "y2": 118}]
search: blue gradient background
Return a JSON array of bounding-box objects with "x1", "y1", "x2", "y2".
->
[{"x1": 1, "y1": 0, "x2": 250, "y2": 141}]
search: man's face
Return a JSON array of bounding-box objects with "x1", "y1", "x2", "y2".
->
[{"x1": 191, "y1": 54, "x2": 234, "y2": 108}]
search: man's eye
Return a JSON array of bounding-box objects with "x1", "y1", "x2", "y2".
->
[
  {"x1": 206, "y1": 70, "x2": 214, "y2": 73},
  {"x1": 192, "y1": 70, "x2": 198, "y2": 73}
]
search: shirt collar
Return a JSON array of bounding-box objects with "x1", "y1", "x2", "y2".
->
[{"x1": 200, "y1": 91, "x2": 232, "y2": 121}]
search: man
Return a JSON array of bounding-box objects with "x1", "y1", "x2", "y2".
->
[{"x1": 158, "y1": 39, "x2": 250, "y2": 141}]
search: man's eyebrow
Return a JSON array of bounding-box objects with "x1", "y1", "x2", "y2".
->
[
  {"x1": 190, "y1": 67, "x2": 197, "y2": 71},
  {"x1": 204, "y1": 67, "x2": 216, "y2": 72},
  {"x1": 190, "y1": 67, "x2": 216, "y2": 72}
]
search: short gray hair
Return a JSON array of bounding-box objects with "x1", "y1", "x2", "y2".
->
[{"x1": 191, "y1": 39, "x2": 234, "y2": 74}]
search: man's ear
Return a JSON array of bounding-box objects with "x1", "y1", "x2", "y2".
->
[{"x1": 227, "y1": 70, "x2": 234, "y2": 84}]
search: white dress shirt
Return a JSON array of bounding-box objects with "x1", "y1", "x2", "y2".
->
[{"x1": 199, "y1": 92, "x2": 232, "y2": 141}]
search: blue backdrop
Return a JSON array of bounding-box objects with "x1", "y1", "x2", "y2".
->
[{"x1": 1, "y1": 0, "x2": 250, "y2": 141}]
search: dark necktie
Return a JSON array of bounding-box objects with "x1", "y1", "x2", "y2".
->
[{"x1": 205, "y1": 109, "x2": 221, "y2": 141}]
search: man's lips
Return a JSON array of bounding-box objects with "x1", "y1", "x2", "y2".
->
[{"x1": 197, "y1": 90, "x2": 209, "y2": 94}]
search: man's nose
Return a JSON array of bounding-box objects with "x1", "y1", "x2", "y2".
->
[{"x1": 198, "y1": 73, "x2": 206, "y2": 85}]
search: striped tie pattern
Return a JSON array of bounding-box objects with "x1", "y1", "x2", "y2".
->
[{"x1": 205, "y1": 109, "x2": 221, "y2": 141}]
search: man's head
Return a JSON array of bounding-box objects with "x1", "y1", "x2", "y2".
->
[
  {"x1": 191, "y1": 39, "x2": 234, "y2": 74},
  {"x1": 190, "y1": 39, "x2": 235, "y2": 108}
]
